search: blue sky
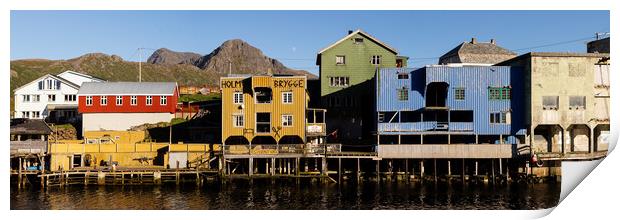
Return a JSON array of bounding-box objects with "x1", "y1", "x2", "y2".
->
[{"x1": 11, "y1": 11, "x2": 609, "y2": 74}]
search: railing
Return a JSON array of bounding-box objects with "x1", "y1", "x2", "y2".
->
[
  {"x1": 10, "y1": 141, "x2": 47, "y2": 155},
  {"x1": 223, "y1": 143, "x2": 342, "y2": 156}
]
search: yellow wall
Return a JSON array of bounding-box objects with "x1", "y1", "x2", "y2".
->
[
  {"x1": 83, "y1": 130, "x2": 147, "y2": 145},
  {"x1": 221, "y1": 75, "x2": 307, "y2": 144},
  {"x1": 48, "y1": 142, "x2": 221, "y2": 171}
]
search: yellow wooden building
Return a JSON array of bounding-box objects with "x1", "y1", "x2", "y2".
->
[{"x1": 221, "y1": 74, "x2": 325, "y2": 146}]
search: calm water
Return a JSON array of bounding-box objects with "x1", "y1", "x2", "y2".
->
[{"x1": 11, "y1": 180, "x2": 560, "y2": 210}]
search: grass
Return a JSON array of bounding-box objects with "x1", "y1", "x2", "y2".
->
[{"x1": 178, "y1": 93, "x2": 221, "y2": 102}]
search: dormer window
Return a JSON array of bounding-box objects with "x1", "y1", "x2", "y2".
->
[{"x1": 354, "y1": 38, "x2": 364, "y2": 44}]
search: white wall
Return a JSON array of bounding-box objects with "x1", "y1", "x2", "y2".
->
[
  {"x1": 82, "y1": 113, "x2": 173, "y2": 131},
  {"x1": 14, "y1": 76, "x2": 79, "y2": 119},
  {"x1": 57, "y1": 71, "x2": 105, "y2": 86}
]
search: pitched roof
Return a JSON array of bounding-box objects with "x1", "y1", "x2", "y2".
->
[
  {"x1": 13, "y1": 74, "x2": 80, "y2": 92},
  {"x1": 10, "y1": 119, "x2": 52, "y2": 135},
  {"x1": 58, "y1": 70, "x2": 107, "y2": 82},
  {"x1": 317, "y1": 29, "x2": 398, "y2": 55},
  {"x1": 78, "y1": 82, "x2": 178, "y2": 96},
  {"x1": 439, "y1": 39, "x2": 516, "y2": 64}
]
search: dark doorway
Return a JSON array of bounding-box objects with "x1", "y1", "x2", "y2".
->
[{"x1": 426, "y1": 82, "x2": 449, "y2": 107}]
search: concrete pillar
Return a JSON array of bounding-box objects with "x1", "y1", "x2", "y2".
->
[
  {"x1": 271, "y1": 158, "x2": 276, "y2": 176},
  {"x1": 448, "y1": 160, "x2": 451, "y2": 176},
  {"x1": 97, "y1": 171, "x2": 105, "y2": 185},
  {"x1": 420, "y1": 160, "x2": 425, "y2": 179},
  {"x1": 357, "y1": 158, "x2": 361, "y2": 182},
  {"x1": 321, "y1": 157, "x2": 327, "y2": 176},
  {"x1": 154, "y1": 171, "x2": 161, "y2": 184},
  {"x1": 590, "y1": 126, "x2": 595, "y2": 153},
  {"x1": 248, "y1": 158, "x2": 253, "y2": 177},
  {"x1": 475, "y1": 160, "x2": 478, "y2": 176},
  {"x1": 338, "y1": 158, "x2": 342, "y2": 183},
  {"x1": 376, "y1": 160, "x2": 380, "y2": 181},
  {"x1": 499, "y1": 158, "x2": 503, "y2": 175},
  {"x1": 433, "y1": 159, "x2": 437, "y2": 182},
  {"x1": 296, "y1": 158, "x2": 300, "y2": 176},
  {"x1": 405, "y1": 159, "x2": 409, "y2": 183},
  {"x1": 287, "y1": 159, "x2": 291, "y2": 175}
]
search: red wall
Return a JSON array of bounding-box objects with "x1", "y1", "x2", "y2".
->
[{"x1": 78, "y1": 90, "x2": 178, "y2": 113}]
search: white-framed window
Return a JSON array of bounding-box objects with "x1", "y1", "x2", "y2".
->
[
  {"x1": 336, "y1": 55, "x2": 345, "y2": 65},
  {"x1": 101, "y1": 96, "x2": 107, "y2": 105},
  {"x1": 32, "y1": 111, "x2": 40, "y2": 118},
  {"x1": 32, "y1": 95, "x2": 40, "y2": 102},
  {"x1": 282, "y1": 92, "x2": 293, "y2": 104},
  {"x1": 23, "y1": 111, "x2": 30, "y2": 118},
  {"x1": 22, "y1": 95, "x2": 30, "y2": 102},
  {"x1": 131, "y1": 96, "x2": 137, "y2": 105},
  {"x1": 160, "y1": 96, "x2": 167, "y2": 105},
  {"x1": 490, "y1": 112, "x2": 511, "y2": 124},
  {"x1": 46, "y1": 79, "x2": 53, "y2": 90},
  {"x1": 282, "y1": 115, "x2": 293, "y2": 127},
  {"x1": 146, "y1": 96, "x2": 153, "y2": 105},
  {"x1": 233, "y1": 92, "x2": 244, "y2": 104},
  {"x1": 329, "y1": 76, "x2": 350, "y2": 87},
  {"x1": 569, "y1": 96, "x2": 586, "y2": 110},
  {"x1": 233, "y1": 114, "x2": 244, "y2": 127},
  {"x1": 48, "y1": 94, "x2": 56, "y2": 102},
  {"x1": 64, "y1": 94, "x2": 76, "y2": 102},
  {"x1": 116, "y1": 96, "x2": 123, "y2": 106},
  {"x1": 38, "y1": 81, "x2": 43, "y2": 90},
  {"x1": 86, "y1": 96, "x2": 93, "y2": 106},
  {"x1": 371, "y1": 55, "x2": 381, "y2": 65}
]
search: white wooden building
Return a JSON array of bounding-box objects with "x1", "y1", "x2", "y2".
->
[{"x1": 13, "y1": 71, "x2": 105, "y2": 122}]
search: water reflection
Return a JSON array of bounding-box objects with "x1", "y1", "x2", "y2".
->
[{"x1": 11, "y1": 180, "x2": 560, "y2": 210}]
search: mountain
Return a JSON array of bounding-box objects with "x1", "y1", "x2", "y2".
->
[
  {"x1": 147, "y1": 39, "x2": 315, "y2": 78},
  {"x1": 10, "y1": 39, "x2": 317, "y2": 112},
  {"x1": 146, "y1": 48, "x2": 202, "y2": 65}
]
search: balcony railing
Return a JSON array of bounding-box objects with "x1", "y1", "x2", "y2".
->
[
  {"x1": 223, "y1": 143, "x2": 342, "y2": 156},
  {"x1": 10, "y1": 140, "x2": 47, "y2": 155}
]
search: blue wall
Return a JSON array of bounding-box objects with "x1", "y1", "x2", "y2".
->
[{"x1": 376, "y1": 66, "x2": 525, "y2": 137}]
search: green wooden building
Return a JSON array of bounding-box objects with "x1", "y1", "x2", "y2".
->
[{"x1": 316, "y1": 29, "x2": 407, "y2": 144}]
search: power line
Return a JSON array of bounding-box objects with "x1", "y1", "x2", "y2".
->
[{"x1": 511, "y1": 36, "x2": 596, "y2": 52}]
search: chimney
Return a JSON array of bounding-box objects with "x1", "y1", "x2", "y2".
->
[
  {"x1": 490, "y1": 39, "x2": 496, "y2": 45},
  {"x1": 348, "y1": 30, "x2": 353, "y2": 34},
  {"x1": 470, "y1": 38, "x2": 477, "y2": 44}
]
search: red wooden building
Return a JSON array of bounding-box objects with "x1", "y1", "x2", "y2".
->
[{"x1": 77, "y1": 82, "x2": 178, "y2": 131}]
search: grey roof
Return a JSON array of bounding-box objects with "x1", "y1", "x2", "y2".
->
[
  {"x1": 439, "y1": 40, "x2": 516, "y2": 64},
  {"x1": 10, "y1": 119, "x2": 52, "y2": 135},
  {"x1": 78, "y1": 82, "x2": 177, "y2": 95}
]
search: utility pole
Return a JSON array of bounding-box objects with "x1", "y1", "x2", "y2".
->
[{"x1": 138, "y1": 48, "x2": 142, "y2": 82}]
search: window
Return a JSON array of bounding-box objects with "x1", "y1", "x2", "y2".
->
[
  {"x1": 233, "y1": 114, "x2": 244, "y2": 127},
  {"x1": 233, "y1": 92, "x2": 244, "y2": 104},
  {"x1": 542, "y1": 96, "x2": 559, "y2": 110},
  {"x1": 46, "y1": 79, "x2": 53, "y2": 90},
  {"x1": 256, "y1": 113, "x2": 271, "y2": 133},
  {"x1": 131, "y1": 96, "x2": 137, "y2": 105},
  {"x1": 86, "y1": 96, "x2": 93, "y2": 106},
  {"x1": 32, "y1": 95, "x2": 40, "y2": 102},
  {"x1": 397, "y1": 87, "x2": 409, "y2": 101},
  {"x1": 23, "y1": 111, "x2": 30, "y2": 118},
  {"x1": 336, "y1": 55, "x2": 346, "y2": 65},
  {"x1": 64, "y1": 95, "x2": 76, "y2": 102},
  {"x1": 32, "y1": 111, "x2": 40, "y2": 118},
  {"x1": 48, "y1": 95, "x2": 56, "y2": 102},
  {"x1": 146, "y1": 96, "x2": 153, "y2": 105},
  {"x1": 282, "y1": 92, "x2": 293, "y2": 104},
  {"x1": 38, "y1": 81, "x2": 43, "y2": 90},
  {"x1": 489, "y1": 87, "x2": 511, "y2": 100},
  {"x1": 569, "y1": 96, "x2": 586, "y2": 109},
  {"x1": 455, "y1": 88, "x2": 465, "y2": 100},
  {"x1": 282, "y1": 115, "x2": 293, "y2": 127},
  {"x1": 255, "y1": 88, "x2": 272, "y2": 104},
  {"x1": 22, "y1": 95, "x2": 30, "y2": 102},
  {"x1": 490, "y1": 112, "x2": 510, "y2": 124},
  {"x1": 160, "y1": 96, "x2": 167, "y2": 105},
  {"x1": 397, "y1": 72, "x2": 409, "y2": 79},
  {"x1": 116, "y1": 96, "x2": 123, "y2": 106},
  {"x1": 329, "y1": 76, "x2": 350, "y2": 87},
  {"x1": 354, "y1": 38, "x2": 364, "y2": 44},
  {"x1": 371, "y1": 55, "x2": 381, "y2": 65},
  {"x1": 101, "y1": 96, "x2": 107, "y2": 105}
]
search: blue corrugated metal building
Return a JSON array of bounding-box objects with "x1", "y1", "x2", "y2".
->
[{"x1": 375, "y1": 66, "x2": 526, "y2": 146}]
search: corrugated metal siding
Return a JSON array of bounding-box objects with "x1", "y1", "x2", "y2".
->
[{"x1": 376, "y1": 66, "x2": 526, "y2": 136}]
